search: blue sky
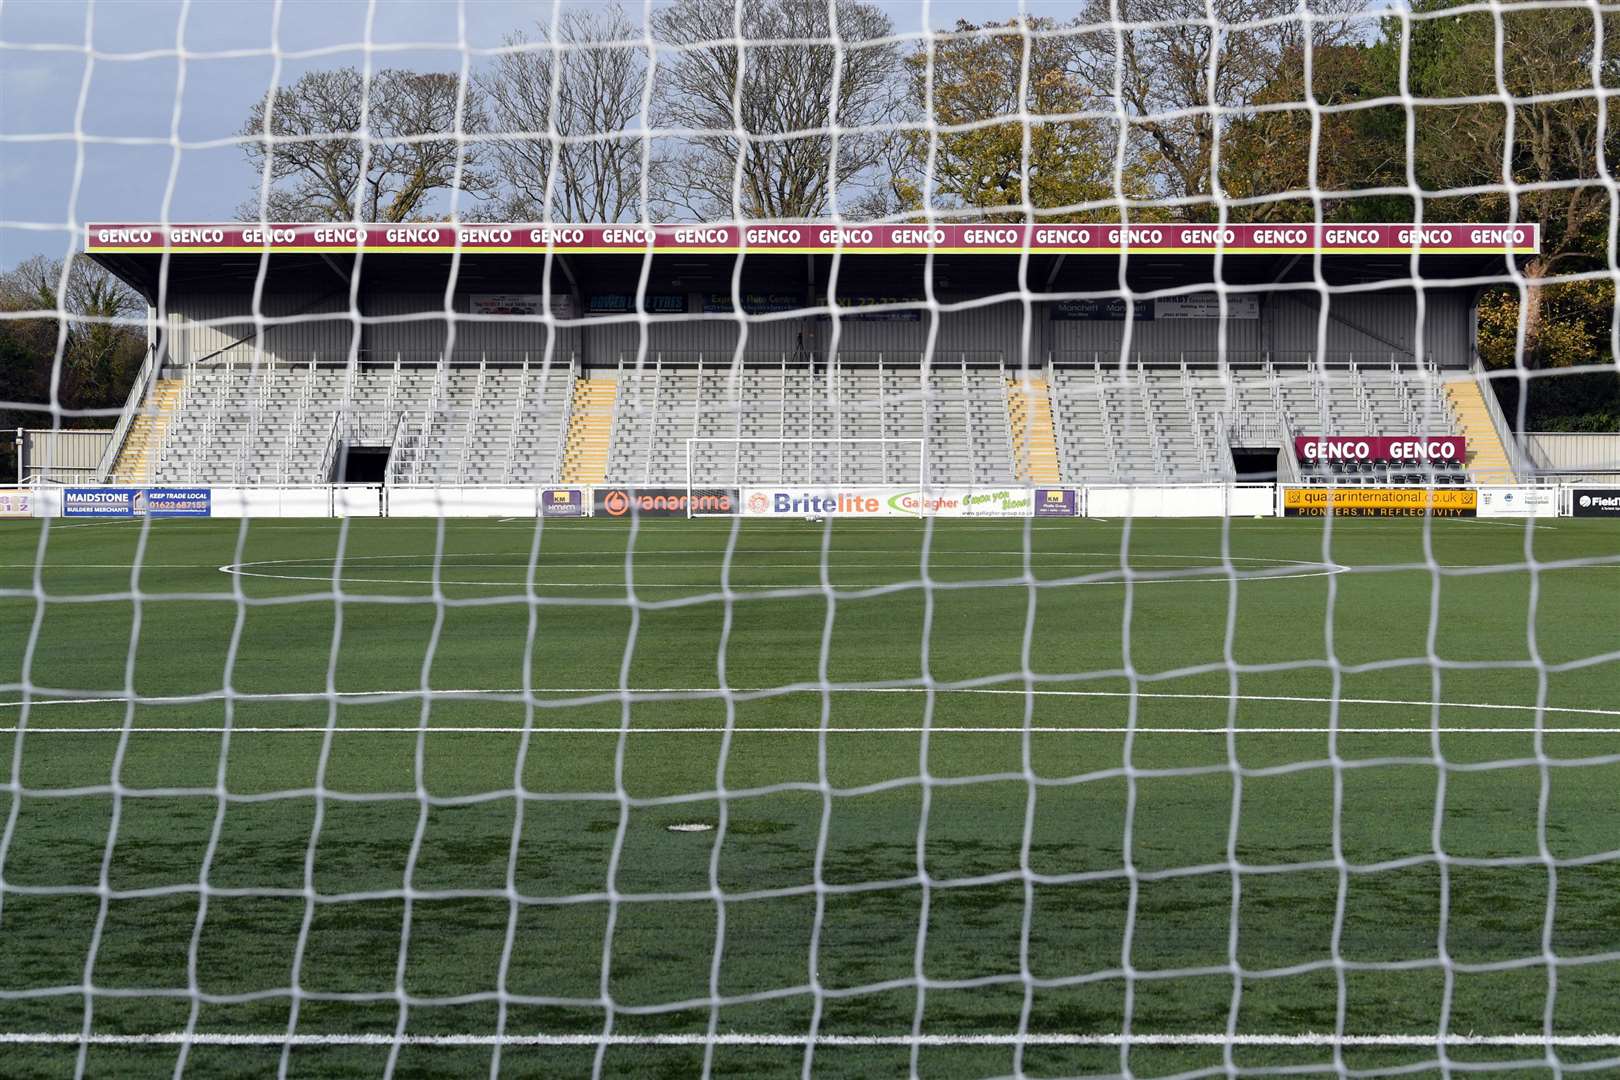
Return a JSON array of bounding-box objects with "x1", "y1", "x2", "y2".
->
[{"x1": 0, "y1": 0, "x2": 1081, "y2": 267}]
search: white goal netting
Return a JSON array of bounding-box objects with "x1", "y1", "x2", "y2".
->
[{"x1": 1, "y1": 2, "x2": 1619, "y2": 1078}]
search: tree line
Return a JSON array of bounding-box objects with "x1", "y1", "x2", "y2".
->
[{"x1": 3, "y1": 0, "x2": 1616, "y2": 446}]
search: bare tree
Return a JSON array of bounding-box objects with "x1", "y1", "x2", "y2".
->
[
  {"x1": 651, "y1": 0, "x2": 903, "y2": 219},
  {"x1": 238, "y1": 67, "x2": 495, "y2": 222},
  {"x1": 1070, "y1": 0, "x2": 1362, "y2": 218},
  {"x1": 479, "y1": 6, "x2": 654, "y2": 222}
]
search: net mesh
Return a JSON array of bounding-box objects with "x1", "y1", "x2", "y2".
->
[{"x1": 0, "y1": 2, "x2": 1618, "y2": 1078}]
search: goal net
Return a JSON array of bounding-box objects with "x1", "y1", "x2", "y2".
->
[{"x1": 2, "y1": 1, "x2": 1619, "y2": 1077}]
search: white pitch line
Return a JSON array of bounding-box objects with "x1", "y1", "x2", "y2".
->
[
  {"x1": 2, "y1": 687, "x2": 1618, "y2": 718},
  {"x1": 0, "y1": 1031, "x2": 1615, "y2": 1048},
  {"x1": 3, "y1": 726, "x2": 1618, "y2": 735}
]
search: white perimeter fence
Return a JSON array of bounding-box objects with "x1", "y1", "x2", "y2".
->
[{"x1": 2, "y1": 481, "x2": 1609, "y2": 520}]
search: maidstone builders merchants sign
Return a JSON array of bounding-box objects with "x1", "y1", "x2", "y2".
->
[
  {"x1": 593, "y1": 487, "x2": 738, "y2": 518},
  {"x1": 1284, "y1": 487, "x2": 1477, "y2": 517},
  {"x1": 64, "y1": 488, "x2": 140, "y2": 517},
  {"x1": 1294, "y1": 436, "x2": 1467, "y2": 463}
]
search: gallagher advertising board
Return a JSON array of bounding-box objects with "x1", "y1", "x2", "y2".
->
[
  {"x1": 1283, "y1": 487, "x2": 1477, "y2": 517},
  {"x1": 1572, "y1": 488, "x2": 1620, "y2": 517},
  {"x1": 593, "y1": 487, "x2": 738, "y2": 518},
  {"x1": 887, "y1": 488, "x2": 1034, "y2": 518},
  {"x1": 1294, "y1": 436, "x2": 1467, "y2": 464}
]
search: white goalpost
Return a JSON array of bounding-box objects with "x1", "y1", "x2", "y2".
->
[
  {"x1": 683, "y1": 437, "x2": 928, "y2": 501},
  {"x1": 4, "y1": 0, "x2": 1619, "y2": 1074}
]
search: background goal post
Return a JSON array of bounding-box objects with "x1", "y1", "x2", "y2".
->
[{"x1": 683, "y1": 437, "x2": 927, "y2": 513}]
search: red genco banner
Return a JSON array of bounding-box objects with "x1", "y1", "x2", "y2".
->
[
  {"x1": 1295, "y1": 436, "x2": 1468, "y2": 463},
  {"x1": 84, "y1": 223, "x2": 1540, "y2": 256}
]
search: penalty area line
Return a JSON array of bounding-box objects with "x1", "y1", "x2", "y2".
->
[
  {"x1": 0, "y1": 1031, "x2": 1616, "y2": 1048},
  {"x1": 2, "y1": 687, "x2": 1619, "y2": 719},
  {"x1": 4, "y1": 725, "x2": 1620, "y2": 735}
]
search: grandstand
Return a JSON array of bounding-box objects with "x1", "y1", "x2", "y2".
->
[{"x1": 87, "y1": 224, "x2": 1530, "y2": 490}]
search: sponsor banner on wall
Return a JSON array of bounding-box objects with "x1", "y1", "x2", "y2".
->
[
  {"x1": 146, "y1": 487, "x2": 211, "y2": 517},
  {"x1": 594, "y1": 486, "x2": 739, "y2": 518},
  {"x1": 1294, "y1": 435, "x2": 1467, "y2": 463},
  {"x1": 469, "y1": 293, "x2": 576, "y2": 319},
  {"x1": 1155, "y1": 293, "x2": 1260, "y2": 319},
  {"x1": 586, "y1": 293, "x2": 688, "y2": 315},
  {"x1": 1572, "y1": 488, "x2": 1620, "y2": 517},
  {"x1": 88, "y1": 222, "x2": 1541, "y2": 257},
  {"x1": 63, "y1": 487, "x2": 139, "y2": 517},
  {"x1": 0, "y1": 489, "x2": 32, "y2": 519},
  {"x1": 887, "y1": 488, "x2": 1035, "y2": 518},
  {"x1": 1476, "y1": 486, "x2": 1558, "y2": 519},
  {"x1": 742, "y1": 488, "x2": 908, "y2": 517},
  {"x1": 1049, "y1": 298, "x2": 1154, "y2": 321},
  {"x1": 1034, "y1": 488, "x2": 1079, "y2": 517},
  {"x1": 540, "y1": 488, "x2": 586, "y2": 517},
  {"x1": 1283, "y1": 487, "x2": 1477, "y2": 517}
]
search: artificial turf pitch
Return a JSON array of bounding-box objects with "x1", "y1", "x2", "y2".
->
[{"x1": 0, "y1": 514, "x2": 1617, "y2": 1079}]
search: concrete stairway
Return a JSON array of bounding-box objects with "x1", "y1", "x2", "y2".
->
[
  {"x1": 1445, "y1": 378, "x2": 1516, "y2": 483},
  {"x1": 111, "y1": 378, "x2": 182, "y2": 483},
  {"x1": 1006, "y1": 377, "x2": 1062, "y2": 483},
  {"x1": 560, "y1": 377, "x2": 616, "y2": 484}
]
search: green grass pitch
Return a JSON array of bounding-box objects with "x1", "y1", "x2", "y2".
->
[{"x1": 0, "y1": 514, "x2": 1617, "y2": 1078}]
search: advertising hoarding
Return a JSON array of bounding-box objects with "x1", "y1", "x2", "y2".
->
[
  {"x1": 1294, "y1": 436, "x2": 1467, "y2": 463},
  {"x1": 1572, "y1": 488, "x2": 1620, "y2": 517},
  {"x1": 63, "y1": 488, "x2": 139, "y2": 518},
  {"x1": 1475, "y1": 486, "x2": 1557, "y2": 519},
  {"x1": 540, "y1": 488, "x2": 586, "y2": 517},
  {"x1": 594, "y1": 487, "x2": 739, "y2": 518},
  {"x1": 145, "y1": 487, "x2": 211, "y2": 517},
  {"x1": 1282, "y1": 487, "x2": 1477, "y2": 517}
]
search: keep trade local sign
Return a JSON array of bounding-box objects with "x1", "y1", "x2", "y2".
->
[{"x1": 86, "y1": 223, "x2": 1541, "y2": 256}]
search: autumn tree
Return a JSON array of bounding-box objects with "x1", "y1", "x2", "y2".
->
[
  {"x1": 1395, "y1": 0, "x2": 1620, "y2": 367},
  {"x1": 897, "y1": 18, "x2": 1134, "y2": 219},
  {"x1": 1218, "y1": 43, "x2": 1408, "y2": 221},
  {"x1": 1069, "y1": 0, "x2": 1364, "y2": 219},
  {"x1": 239, "y1": 67, "x2": 495, "y2": 222},
  {"x1": 650, "y1": 0, "x2": 902, "y2": 219}
]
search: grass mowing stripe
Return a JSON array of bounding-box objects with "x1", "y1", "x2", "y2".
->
[
  {"x1": 3, "y1": 688, "x2": 1619, "y2": 717},
  {"x1": 7, "y1": 726, "x2": 1620, "y2": 734},
  {"x1": 0, "y1": 1031, "x2": 1617, "y2": 1048}
]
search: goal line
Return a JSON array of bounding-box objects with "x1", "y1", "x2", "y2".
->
[{"x1": 2, "y1": 1031, "x2": 1617, "y2": 1049}]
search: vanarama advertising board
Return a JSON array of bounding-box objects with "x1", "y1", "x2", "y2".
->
[{"x1": 1283, "y1": 487, "x2": 1477, "y2": 517}]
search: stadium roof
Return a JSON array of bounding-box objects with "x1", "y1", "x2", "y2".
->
[{"x1": 87, "y1": 222, "x2": 1539, "y2": 303}]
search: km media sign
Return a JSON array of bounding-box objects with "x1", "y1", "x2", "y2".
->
[{"x1": 593, "y1": 487, "x2": 739, "y2": 517}]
